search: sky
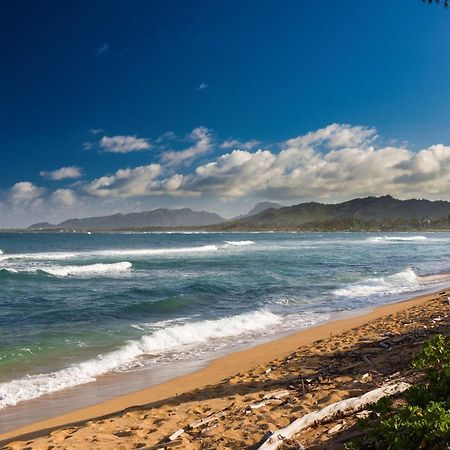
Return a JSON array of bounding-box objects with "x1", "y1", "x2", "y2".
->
[{"x1": 1, "y1": 0, "x2": 450, "y2": 227}]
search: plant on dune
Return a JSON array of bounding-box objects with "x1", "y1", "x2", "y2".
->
[{"x1": 345, "y1": 334, "x2": 450, "y2": 450}]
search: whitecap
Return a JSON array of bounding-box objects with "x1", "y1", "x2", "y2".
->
[
  {"x1": 333, "y1": 267, "x2": 448, "y2": 298},
  {"x1": 0, "y1": 310, "x2": 280, "y2": 409}
]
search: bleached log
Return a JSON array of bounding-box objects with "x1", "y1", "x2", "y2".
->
[
  {"x1": 247, "y1": 400, "x2": 269, "y2": 410},
  {"x1": 168, "y1": 428, "x2": 185, "y2": 441},
  {"x1": 258, "y1": 382, "x2": 411, "y2": 450},
  {"x1": 246, "y1": 389, "x2": 290, "y2": 411},
  {"x1": 143, "y1": 440, "x2": 183, "y2": 449},
  {"x1": 263, "y1": 389, "x2": 289, "y2": 400},
  {"x1": 188, "y1": 411, "x2": 227, "y2": 429}
]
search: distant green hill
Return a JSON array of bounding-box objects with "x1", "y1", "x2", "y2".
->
[
  {"x1": 24, "y1": 196, "x2": 450, "y2": 232},
  {"x1": 211, "y1": 196, "x2": 450, "y2": 231},
  {"x1": 28, "y1": 208, "x2": 225, "y2": 230}
]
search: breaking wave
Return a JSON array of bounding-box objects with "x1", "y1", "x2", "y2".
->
[
  {"x1": 0, "y1": 310, "x2": 280, "y2": 408},
  {"x1": 2, "y1": 262, "x2": 132, "y2": 277},
  {"x1": 368, "y1": 236, "x2": 428, "y2": 243},
  {"x1": 0, "y1": 245, "x2": 219, "y2": 261},
  {"x1": 223, "y1": 240, "x2": 255, "y2": 247},
  {"x1": 333, "y1": 268, "x2": 449, "y2": 298}
]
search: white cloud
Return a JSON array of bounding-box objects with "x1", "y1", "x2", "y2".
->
[
  {"x1": 220, "y1": 139, "x2": 261, "y2": 150},
  {"x1": 161, "y1": 126, "x2": 213, "y2": 167},
  {"x1": 100, "y1": 135, "x2": 151, "y2": 153},
  {"x1": 4, "y1": 123, "x2": 450, "y2": 228},
  {"x1": 72, "y1": 123, "x2": 450, "y2": 202},
  {"x1": 86, "y1": 163, "x2": 163, "y2": 197},
  {"x1": 82, "y1": 142, "x2": 94, "y2": 150},
  {"x1": 51, "y1": 189, "x2": 77, "y2": 206},
  {"x1": 40, "y1": 166, "x2": 82, "y2": 180},
  {"x1": 9, "y1": 182, "x2": 45, "y2": 206},
  {"x1": 196, "y1": 82, "x2": 208, "y2": 90},
  {"x1": 284, "y1": 123, "x2": 377, "y2": 149}
]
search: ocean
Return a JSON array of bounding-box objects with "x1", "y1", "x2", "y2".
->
[{"x1": 0, "y1": 231, "x2": 449, "y2": 423}]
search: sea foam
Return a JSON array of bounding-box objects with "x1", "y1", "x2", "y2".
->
[
  {"x1": 41, "y1": 262, "x2": 132, "y2": 277},
  {"x1": 368, "y1": 235, "x2": 428, "y2": 243},
  {"x1": 0, "y1": 245, "x2": 219, "y2": 261},
  {"x1": 0, "y1": 310, "x2": 281, "y2": 409},
  {"x1": 332, "y1": 267, "x2": 449, "y2": 298},
  {"x1": 223, "y1": 240, "x2": 255, "y2": 247},
  {"x1": 1, "y1": 262, "x2": 132, "y2": 277}
]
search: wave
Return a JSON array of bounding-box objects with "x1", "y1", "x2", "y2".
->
[
  {"x1": 0, "y1": 245, "x2": 219, "y2": 261},
  {"x1": 223, "y1": 240, "x2": 255, "y2": 247},
  {"x1": 2, "y1": 262, "x2": 132, "y2": 277},
  {"x1": 333, "y1": 268, "x2": 450, "y2": 298},
  {"x1": 41, "y1": 262, "x2": 132, "y2": 277},
  {"x1": 0, "y1": 241, "x2": 258, "y2": 263},
  {"x1": 368, "y1": 236, "x2": 428, "y2": 243},
  {"x1": 0, "y1": 310, "x2": 280, "y2": 409}
]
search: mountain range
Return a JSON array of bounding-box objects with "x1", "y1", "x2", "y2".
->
[
  {"x1": 213, "y1": 195, "x2": 450, "y2": 231},
  {"x1": 28, "y1": 208, "x2": 225, "y2": 230},
  {"x1": 27, "y1": 196, "x2": 450, "y2": 231}
]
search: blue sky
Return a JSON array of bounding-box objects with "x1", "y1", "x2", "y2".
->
[{"x1": 1, "y1": 0, "x2": 450, "y2": 227}]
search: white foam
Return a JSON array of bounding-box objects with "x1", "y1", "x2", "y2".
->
[
  {"x1": 0, "y1": 310, "x2": 281, "y2": 409},
  {"x1": 333, "y1": 267, "x2": 445, "y2": 298},
  {"x1": 368, "y1": 235, "x2": 428, "y2": 243},
  {"x1": 41, "y1": 262, "x2": 132, "y2": 277},
  {"x1": 0, "y1": 245, "x2": 218, "y2": 261},
  {"x1": 224, "y1": 240, "x2": 255, "y2": 246},
  {"x1": 1, "y1": 262, "x2": 132, "y2": 277}
]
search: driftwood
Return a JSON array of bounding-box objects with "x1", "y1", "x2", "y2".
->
[
  {"x1": 168, "y1": 428, "x2": 185, "y2": 440},
  {"x1": 246, "y1": 390, "x2": 290, "y2": 410},
  {"x1": 142, "y1": 439, "x2": 183, "y2": 449},
  {"x1": 188, "y1": 411, "x2": 227, "y2": 429},
  {"x1": 258, "y1": 382, "x2": 411, "y2": 450},
  {"x1": 263, "y1": 389, "x2": 290, "y2": 400}
]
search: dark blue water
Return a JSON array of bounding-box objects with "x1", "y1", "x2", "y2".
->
[{"x1": 0, "y1": 231, "x2": 449, "y2": 409}]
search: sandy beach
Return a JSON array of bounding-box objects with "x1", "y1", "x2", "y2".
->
[{"x1": 1, "y1": 288, "x2": 449, "y2": 449}]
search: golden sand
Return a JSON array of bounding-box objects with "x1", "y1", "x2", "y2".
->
[{"x1": 1, "y1": 289, "x2": 449, "y2": 449}]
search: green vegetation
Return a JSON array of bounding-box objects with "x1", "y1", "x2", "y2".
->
[
  {"x1": 346, "y1": 334, "x2": 450, "y2": 450},
  {"x1": 209, "y1": 196, "x2": 450, "y2": 232}
]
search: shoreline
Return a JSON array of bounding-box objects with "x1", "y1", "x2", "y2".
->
[{"x1": 1, "y1": 287, "x2": 448, "y2": 446}]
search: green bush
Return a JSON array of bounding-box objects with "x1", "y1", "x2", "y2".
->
[{"x1": 346, "y1": 334, "x2": 450, "y2": 450}]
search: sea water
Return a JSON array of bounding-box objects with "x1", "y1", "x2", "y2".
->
[{"x1": 0, "y1": 231, "x2": 449, "y2": 414}]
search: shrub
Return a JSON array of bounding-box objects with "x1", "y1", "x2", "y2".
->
[{"x1": 346, "y1": 334, "x2": 450, "y2": 450}]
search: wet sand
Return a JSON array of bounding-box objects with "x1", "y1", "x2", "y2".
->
[{"x1": 1, "y1": 288, "x2": 449, "y2": 449}]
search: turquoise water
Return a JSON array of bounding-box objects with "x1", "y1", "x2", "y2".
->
[{"x1": 0, "y1": 231, "x2": 449, "y2": 410}]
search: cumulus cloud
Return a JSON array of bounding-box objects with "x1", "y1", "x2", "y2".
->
[
  {"x1": 70, "y1": 123, "x2": 450, "y2": 202},
  {"x1": 4, "y1": 123, "x2": 450, "y2": 227},
  {"x1": 100, "y1": 135, "x2": 151, "y2": 153},
  {"x1": 220, "y1": 139, "x2": 261, "y2": 150},
  {"x1": 40, "y1": 166, "x2": 82, "y2": 180},
  {"x1": 161, "y1": 126, "x2": 213, "y2": 167},
  {"x1": 51, "y1": 189, "x2": 77, "y2": 206},
  {"x1": 9, "y1": 182, "x2": 45, "y2": 207},
  {"x1": 86, "y1": 163, "x2": 163, "y2": 197},
  {"x1": 283, "y1": 123, "x2": 377, "y2": 150}
]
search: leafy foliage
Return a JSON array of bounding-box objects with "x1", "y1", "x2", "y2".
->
[{"x1": 346, "y1": 334, "x2": 450, "y2": 450}]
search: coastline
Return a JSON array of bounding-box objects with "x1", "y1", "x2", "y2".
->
[{"x1": 1, "y1": 287, "x2": 448, "y2": 447}]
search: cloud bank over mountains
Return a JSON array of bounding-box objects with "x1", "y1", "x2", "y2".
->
[{"x1": 2, "y1": 123, "x2": 450, "y2": 227}]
